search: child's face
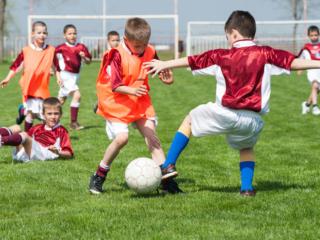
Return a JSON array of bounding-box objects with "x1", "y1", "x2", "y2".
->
[
  {"x1": 64, "y1": 28, "x2": 77, "y2": 45},
  {"x1": 308, "y1": 31, "x2": 319, "y2": 43},
  {"x1": 43, "y1": 106, "x2": 61, "y2": 128},
  {"x1": 32, "y1": 25, "x2": 48, "y2": 46},
  {"x1": 125, "y1": 38, "x2": 148, "y2": 56},
  {"x1": 108, "y1": 35, "x2": 120, "y2": 48}
]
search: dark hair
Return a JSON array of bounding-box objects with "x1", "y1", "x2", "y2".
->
[
  {"x1": 107, "y1": 30, "x2": 120, "y2": 40},
  {"x1": 308, "y1": 25, "x2": 319, "y2": 35},
  {"x1": 43, "y1": 97, "x2": 62, "y2": 114},
  {"x1": 63, "y1": 24, "x2": 77, "y2": 34},
  {"x1": 224, "y1": 10, "x2": 256, "y2": 38},
  {"x1": 32, "y1": 21, "x2": 47, "y2": 32},
  {"x1": 124, "y1": 18, "x2": 151, "y2": 43}
]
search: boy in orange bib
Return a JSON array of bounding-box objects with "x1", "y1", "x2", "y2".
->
[
  {"x1": 1, "y1": 21, "x2": 56, "y2": 132},
  {"x1": 89, "y1": 18, "x2": 181, "y2": 194}
]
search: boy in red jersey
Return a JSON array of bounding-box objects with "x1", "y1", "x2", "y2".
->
[
  {"x1": 93, "y1": 30, "x2": 120, "y2": 114},
  {"x1": 0, "y1": 97, "x2": 73, "y2": 162},
  {"x1": 55, "y1": 24, "x2": 92, "y2": 130},
  {"x1": 144, "y1": 10, "x2": 320, "y2": 196},
  {"x1": 89, "y1": 18, "x2": 180, "y2": 195},
  {"x1": 1, "y1": 21, "x2": 56, "y2": 132},
  {"x1": 299, "y1": 25, "x2": 320, "y2": 115}
]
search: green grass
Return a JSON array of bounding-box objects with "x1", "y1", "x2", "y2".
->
[{"x1": 0, "y1": 61, "x2": 320, "y2": 240}]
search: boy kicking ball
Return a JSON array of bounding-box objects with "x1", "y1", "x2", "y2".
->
[
  {"x1": 144, "y1": 10, "x2": 320, "y2": 196},
  {"x1": 0, "y1": 97, "x2": 73, "y2": 162}
]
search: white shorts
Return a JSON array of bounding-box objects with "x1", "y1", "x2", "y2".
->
[
  {"x1": 190, "y1": 102, "x2": 264, "y2": 150},
  {"x1": 12, "y1": 138, "x2": 58, "y2": 163},
  {"x1": 105, "y1": 118, "x2": 157, "y2": 140},
  {"x1": 307, "y1": 69, "x2": 320, "y2": 86},
  {"x1": 25, "y1": 98, "x2": 44, "y2": 119},
  {"x1": 58, "y1": 71, "x2": 80, "y2": 98}
]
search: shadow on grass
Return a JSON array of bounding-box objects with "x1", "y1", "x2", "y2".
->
[
  {"x1": 81, "y1": 125, "x2": 101, "y2": 130},
  {"x1": 196, "y1": 180, "x2": 310, "y2": 193}
]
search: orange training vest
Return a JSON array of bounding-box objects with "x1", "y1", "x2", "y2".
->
[
  {"x1": 96, "y1": 43, "x2": 156, "y2": 123},
  {"x1": 20, "y1": 45, "x2": 55, "y2": 101}
]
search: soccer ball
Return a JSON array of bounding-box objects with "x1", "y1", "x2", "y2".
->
[{"x1": 125, "y1": 157, "x2": 162, "y2": 194}]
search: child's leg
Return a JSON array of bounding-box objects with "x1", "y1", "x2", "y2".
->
[
  {"x1": 135, "y1": 119, "x2": 165, "y2": 166},
  {"x1": 162, "y1": 115, "x2": 191, "y2": 169},
  {"x1": 70, "y1": 90, "x2": 81, "y2": 123},
  {"x1": 24, "y1": 111, "x2": 34, "y2": 132},
  {"x1": 311, "y1": 81, "x2": 319, "y2": 105},
  {"x1": 239, "y1": 148, "x2": 255, "y2": 193}
]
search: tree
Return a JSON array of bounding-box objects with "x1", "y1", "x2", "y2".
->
[{"x1": 0, "y1": 0, "x2": 6, "y2": 62}]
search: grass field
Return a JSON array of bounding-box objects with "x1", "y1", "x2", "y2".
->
[{"x1": 0, "y1": 60, "x2": 320, "y2": 240}]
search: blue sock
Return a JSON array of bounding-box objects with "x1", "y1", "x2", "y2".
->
[
  {"x1": 162, "y1": 132, "x2": 189, "y2": 169},
  {"x1": 240, "y1": 161, "x2": 255, "y2": 191}
]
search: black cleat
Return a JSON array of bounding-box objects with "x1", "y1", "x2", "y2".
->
[
  {"x1": 16, "y1": 104, "x2": 26, "y2": 125},
  {"x1": 161, "y1": 164, "x2": 178, "y2": 180},
  {"x1": 160, "y1": 178, "x2": 183, "y2": 194},
  {"x1": 89, "y1": 174, "x2": 106, "y2": 194}
]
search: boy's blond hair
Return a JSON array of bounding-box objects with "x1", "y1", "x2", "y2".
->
[
  {"x1": 32, "y1": 21, "x2": 47, "y2": 32},
  {"x1": 43, "y1": 97, "x2": 62, "y2": 114},
  {"x1": 124, "y1": 18, "x2": 151, "y2": 43}
]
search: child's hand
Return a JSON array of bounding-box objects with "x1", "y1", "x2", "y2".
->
[
  {"x1": 159, "y1": 69, "x2": 174, "y2": 85},
  {"x1": 0, "y1": 78, "x2": 10, "y2": 88},
  {"x1": 143, "y1": 60, "x2": 166, "y2": 77},
  {"x1": 132, "y1": 85, "x2": 148, "y2": 97},
  {"x1": 57, "y1": 78, "x2": 63, "y2": 87},
  {"x1": 48, "y1": 145, "x2": 60, "y2": 154},
  {"x1": 79, "y1": 51, "x2": 86, "y2": 58}
]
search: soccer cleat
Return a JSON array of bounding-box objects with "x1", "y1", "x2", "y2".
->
[
  {"x1": 312, "y1": 105, "x2": 320, "y2": 116},
  {"x1": 301, "y1": 101, "x2": 310, "y2": 115},
  {"x1": 160, "y1": 178, "x2": 183, "y2": 194},
  {"x1": 89, "y1": 174, "x2": 106, "y2": 194},
  {"x1": 161, "y1": 164, "x2": 178, "y2": 180},
  {"x1": 240, "y1": 189, "x2": 256, "y2": 197},
  {"x1": 16, "y1": 104, "x2": 26, "y2": 124},
  {"x1": 70, "y1": 122, "x2": 85, "y2": 130}
]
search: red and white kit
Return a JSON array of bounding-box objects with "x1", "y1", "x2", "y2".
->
[
  {"x1": 55, "y1": 42, "x2": 92, "y2": 97},
  {"x1": 13, "y1": 123, "x2": 73, "y2": 162},
  {"x1": 299, "y1": 42, "x2": 320, "y2": 85},
  {"x1": 187, "y1": 40, "x2": 295, "y2": 149}
]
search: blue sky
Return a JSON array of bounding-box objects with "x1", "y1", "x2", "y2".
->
[{"x1": 6, "y1": 0, "x2": 319, "y2": 41}]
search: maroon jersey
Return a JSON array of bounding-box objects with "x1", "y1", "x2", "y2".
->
[
  {"x1": 188, "y1": 40, "x2": 295, "y2": 114},
  {"x1": 55, "y1": 42, "x2": 92, "y2": 73},
  {"x1": 28, "y1": 124, "x2": 73, "y2": 155}
]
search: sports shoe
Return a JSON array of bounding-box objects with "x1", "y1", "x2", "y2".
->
[
  {"x1": 89, "y1": 174, "x2": 106, "y2": 194},
  {"x1": 16, "y1": 104, "x2": 26, "y2": 124},
  {"x1": 161, "y1": 164, "x2": 178, "y2": 180},
  {"x1": 160, "y1": 178, "x2": 183, "y2": 194},
  {"x1": 312, "y1": 105, "x2": 320, "y2": 115},
  {"x1": 240, "y1": 189, "x2": 256, "y2": 197},
  {"x1": 70, "y1": 122, "x2": 85, "y2": 130}
]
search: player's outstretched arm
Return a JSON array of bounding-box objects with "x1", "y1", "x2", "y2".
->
[
  {"x1": 0, "y1": 70, "x2": 16, "y2": 88},
  {"x1": 291, "y1": 58, "x2": 320, "y2": 70},
  {"x1": 144, "y1": 57, "x2": 189, "y2": 77}
]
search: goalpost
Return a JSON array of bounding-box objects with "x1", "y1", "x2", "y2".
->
[
  {"x1": 187, "y1": 20, "x2": 320, "y2": 56},
  {"x1": 28, "y1": 14, "x2": 179, "y2": 59}
]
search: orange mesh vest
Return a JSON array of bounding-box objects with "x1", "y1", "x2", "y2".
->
[
  {"x1": 96, "y1": 44, "x2": 156, "y2": 123},
  {"x1": 20, "y1": 45, "x2": 55, "y2": 101}
]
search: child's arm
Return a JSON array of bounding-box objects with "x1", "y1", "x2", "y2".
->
[
  {"x1": 48, "y1": 145, "x2": 73, "y2": 159},
  {"x1": 114, "y1": 85, "x2": 148, "y2": 97},
  {"x1": 55, "y1": 71, "x2": 63, "y2": 87},
  {"x1": 0, "y1": 70, "x2": 16, "y2": 88},
  {"x1": 291, "y1": 58, "x2": 320, "y2": 70},
  {"x1": 144, "y1": 57, "x2": 189, "y2": 77},
  {"x1": 79, "y1": 51, "x2": 91, "y2": 64}
]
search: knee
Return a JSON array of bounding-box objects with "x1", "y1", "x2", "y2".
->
[
  {"x1": 73, "y1": 91, "x2": 81, "y2": 102},
  {"x1": 312, "y1": 81, "x2": 319, "y2": 89},
  {"x1": 9, "y1": 124, "x2": 21, "y2": 133},
  {"x1": 114, "y1": 133, "x2": 129, "y2": 147}
]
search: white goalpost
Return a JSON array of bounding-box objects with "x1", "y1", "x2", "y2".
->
[
  {"x1": 187, "y1": 20, "x2": 320, "y2": 56},
  {"x1": 28, "y1": 14, "x2": 179, "y2": 60}
]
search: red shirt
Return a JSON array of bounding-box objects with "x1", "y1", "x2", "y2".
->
[
  {"x1": 188, "y1": 40, "x2": 295, "y2": 114},
  {"x1": 55, "y1": 42, "x2": 92, "y2": 73},
  {"x1": 28, "y1": 124, "x2": 73, "y2": 156}
]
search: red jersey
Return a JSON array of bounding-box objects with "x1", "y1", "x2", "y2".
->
[
  {"x1": 188, "y1": 40, "x2": 295, "y2": 114},
  {"x1": 55, "y1": 42, "x2": 92, "y2": 73},
  {"x1": 28, "y1": 124, "x2": 73, "y2": 156},
  {"x1": 299, "y1": 42, "x2": 320, "y2": 60}
]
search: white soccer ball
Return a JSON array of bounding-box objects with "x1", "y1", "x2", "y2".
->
[{"x1": 125, "y1": 157, "x2": 162, "y2": 194}]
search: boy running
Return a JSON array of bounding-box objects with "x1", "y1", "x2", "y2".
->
[{"x1": 144, "y1": 10, "x2": 320, "y2": 196}]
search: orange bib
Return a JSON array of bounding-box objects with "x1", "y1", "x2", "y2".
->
[
  {"x1": 20, "y1": 45, "x2": 55, "y2": 101},
  {"x1": 96, "y1": 44, "x2": 156, "y2": 123}
]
